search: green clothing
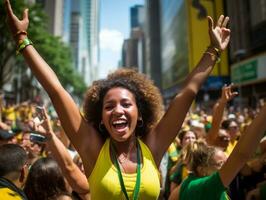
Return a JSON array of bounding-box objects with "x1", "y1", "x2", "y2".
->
[
  {"x1": 179, "y1": 172, "x2": 229, "y2": 200},
  {"x1": 260, "y1": 183, "x2": 266, "y2": 200},
  {"x1": 170, "y1": 162, "x2": 188, "y2": 185}
]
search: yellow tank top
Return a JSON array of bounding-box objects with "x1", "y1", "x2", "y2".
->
[{"x1": 88, "y1": 138, "x2": 160, "y2": 200}]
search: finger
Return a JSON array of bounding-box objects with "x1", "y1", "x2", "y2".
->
[
  {"x1": 42, "y1": 107, "x2": 50, "y2": 120},
  {"x1": 207, "y1": 16, "x2": 214, "y2": 30},
  {"x1": 221, "y1": 16, "x2": 229, "y2": 28},
  {"x1": 217, "y1": 15, "x2": 224, "y2": 27},
  {"x1": 5, "y1": 0, "x2": 15, "y2": 18},
  {"x1": 28, "y1": 120, "x2": 34, "y2": 129},
  {"x1": 33, "y1": 121, "x2": 38, "y2": 131},
  {"x1": 232, "y1": 92, "x2": 239, "y2": 98},
  {"x1": 229, "y1": 83, "x2": 237, "y2": 91},
  {"x1": 23, "y1": 8, "x2": 29, "y2": 20},
  {"x1": 225, "y1": 91, "x2": 229, "y2": 99},
  {"x1": 226, "y1": 88, "x2": 231, "y2": 98},
  {"x1": 222, "y1": 84, "x2": 227, "y2": 90}
]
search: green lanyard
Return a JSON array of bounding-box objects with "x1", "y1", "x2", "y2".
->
[{"x1": 111, "y1": 140, "x2": 141, "y2": 200}]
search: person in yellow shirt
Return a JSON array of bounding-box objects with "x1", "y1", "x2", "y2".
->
[
  {"x1": 0, "y1": 144, "x2": 29, "y2": 200},
  {"x1": 206, "y1": 85, "x2": 238, "y2": 157},
  {"x1": 221, "y1": 119, "x2": 239, "y2": 156}
]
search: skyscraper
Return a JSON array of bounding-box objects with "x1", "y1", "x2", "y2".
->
[
  {"x1": 36, "y1": 0, "x2": 64, "y2": 37},
  {"x1": 130, "y1": 5, "x2": 145, "y2": 29},
  {"x1": 81, "y1": 0, "x2": 100, "y2": 84},
  {"x1": 37, "y1": 0, "x2": 100, "y2": 85}
]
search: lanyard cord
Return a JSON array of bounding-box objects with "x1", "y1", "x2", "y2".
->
[{"x1": 111, "y1": 140, "x2": 141, "y2": 200}]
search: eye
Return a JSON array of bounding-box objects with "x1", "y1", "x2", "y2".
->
[
  {"x1": 122, "y1": 102, "x2": 132, "y2": 108},
  {"x1": 104, "y1": 104, "x2": 114, "y2": 110}
]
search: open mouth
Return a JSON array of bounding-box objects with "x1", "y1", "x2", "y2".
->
[{"x1": 112, "y1": 119, "x2": 128, "y2": 132}]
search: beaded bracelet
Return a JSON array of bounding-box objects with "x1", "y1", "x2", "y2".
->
[
  {"x1": 205, "y1": 46, "x2": 221, "y2": 63},
  {"x1": 16, "y1": 38, "x2": 33, "y2": 55}
]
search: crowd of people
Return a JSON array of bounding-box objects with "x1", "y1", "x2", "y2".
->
[
  {"x1": 1, "y1": 86, "x2": 266, "y2": 200},
  {"x1": 1, "y1": 0, "x2": 266, "y2": 199}
]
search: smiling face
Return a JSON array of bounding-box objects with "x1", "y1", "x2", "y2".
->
[{"x1": 102, "y1": 87, "x2": 139, "y2": 142}]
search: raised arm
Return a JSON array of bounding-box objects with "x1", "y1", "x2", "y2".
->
[
  {"x1": 0, "y1": 93, "x2": 3, "y2": 122},
  {"x1": 32, "y1": 108, "x2": 90, "y2": 199},
  {"x1": 5, "y1": 0, "x2": 102, "y2": 174},
  {"x1": 219, "y1": 103, "x2": 266, "y2": 187},
  {"x1": 148, "y1": 15, "x2": 231, "y2": 164},
  {"x1": 206, "y1": 85, "x2": 237, "y2": 145}
]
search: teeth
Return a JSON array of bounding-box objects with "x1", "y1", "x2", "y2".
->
[{"x1": 113, "y1": 120, "x2": 127, "y2": 125}]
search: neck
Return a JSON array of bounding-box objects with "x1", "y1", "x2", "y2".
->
[
  {"x1": 2, "y1": 176, "x2": 22, "y2": 189},
  {"x1": 111, "y1": 135, "x2": 137, "y2": 156}
]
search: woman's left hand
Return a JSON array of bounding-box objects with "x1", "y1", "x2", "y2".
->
[{"x1": 207, "y1": 15, "x2": 230, "y2": 51}]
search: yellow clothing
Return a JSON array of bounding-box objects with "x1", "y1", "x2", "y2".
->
[
  {"x1": 167, "y1": 143, "x2": 179, "y2": 162},
  {"x1": 225, "y1": 140, "x2": 238, "y2": 157},
  {"x1": 2, "y1": 107, "x2": 16, "y2": 121},
  {"x1": 182, "y1": 165, "x2": 188, "y2": 181},
  {"x1": 88, "y1": 138, "x2": 160, "y2": 200},
  {"x1": 0, "y1": 188, "x2": 23, "y2": 200}
]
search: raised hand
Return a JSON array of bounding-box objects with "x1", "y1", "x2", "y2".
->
[
  {"x1": 207, "y1": 15, "x2": 230, "y2": 51},
  {"x1": 31, "y1": 107, "x2": 53, "y2": 139},
  {"x1": 5, "y1": 0, "x2": 29, "y2": 39},
  {"x1": 220, "y1": 84, "x2": 238, "y2": 103}
]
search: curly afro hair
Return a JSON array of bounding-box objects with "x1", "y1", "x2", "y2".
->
[{"x1": 83, "y1": 68, "x2": 164, "y2": 139}]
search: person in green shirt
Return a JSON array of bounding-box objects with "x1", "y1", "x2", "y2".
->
[{"x1": 169, "y1": 99, "x2": 266, "y2": 200}]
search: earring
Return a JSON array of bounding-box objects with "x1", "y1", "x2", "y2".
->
[
  {"x1": 99, "y1": 121, "x2": 105, "y2": 132},
  {"x1": 137, "y1": 118, "x2": 143, "y2": 127}
]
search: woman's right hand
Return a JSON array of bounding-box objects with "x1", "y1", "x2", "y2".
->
[{"x1": 5, "y1": 0, "x2": 29, "y2": 40}]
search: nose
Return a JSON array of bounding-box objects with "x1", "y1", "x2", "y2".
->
[{"x1": 112, "y1": 104, "x2": 124, "y2": 115}]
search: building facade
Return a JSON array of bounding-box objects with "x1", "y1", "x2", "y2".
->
[
  {"x1": 227, "y1": 0, "x2": 266, "y2": 107},
  {"x1": 122, "y1": 5, "x2": 146, "y2": 73}
]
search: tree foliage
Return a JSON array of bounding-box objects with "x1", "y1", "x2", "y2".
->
[{"x1": 0, "y1": 0, "x2": 86, "y2": 99}]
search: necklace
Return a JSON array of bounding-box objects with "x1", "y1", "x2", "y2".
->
[
  {"x1": 117, "y1": 141, "x2": 136, "y2": 165},
  {"x1": 117, "y1": 153, "x2": 128, "y2": 164}
]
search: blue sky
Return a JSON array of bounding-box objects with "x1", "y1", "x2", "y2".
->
[{"x1": 99, "y1": 0, "x2": 144, "y2": 78}]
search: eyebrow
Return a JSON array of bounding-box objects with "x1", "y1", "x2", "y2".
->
[{"x1": 104, "y1": 98, "x2": 132, "y2": 104}]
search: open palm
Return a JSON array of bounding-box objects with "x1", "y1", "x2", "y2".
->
[
  {"x1": 208, "y1": 15, "x2": 231, "y2": 51},
  {"x1": 31, "y1": 108, "x2": 53, "y2": 138}
]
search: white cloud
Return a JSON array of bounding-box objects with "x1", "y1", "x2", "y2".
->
[{"x1": 100, "y1": 29, "x2": 124, "y2": 52}]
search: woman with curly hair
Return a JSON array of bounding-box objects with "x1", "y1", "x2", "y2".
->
[{"x1": 5, "y1": 0, "x2": 230, "y2": 199}]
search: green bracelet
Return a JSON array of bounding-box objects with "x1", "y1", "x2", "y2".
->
[{"x1": 16, "y1": 38, "x2": 33, "y2": 55}]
